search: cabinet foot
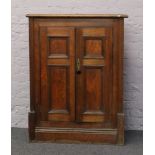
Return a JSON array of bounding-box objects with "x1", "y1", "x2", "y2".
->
[
  {"x1": 117, "y1": 113, "x2": 124, "y2": 145},
  {"x1": 28, "y1": 111, "x2": 36, "y2": 141}
]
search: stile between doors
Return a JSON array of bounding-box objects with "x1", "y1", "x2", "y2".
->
[{"x1": 40, "y1": 26, "x2": 113, "y2": 124}]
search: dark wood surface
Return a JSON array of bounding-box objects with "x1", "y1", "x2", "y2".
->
[
  {"x1": 39, "y1": 27, "x2": 75, "y2": 122},
  {"x1": 28, "y1": 15, "x2": 127, "y2": 144},
  {"x1": 76, "y1": 27, "x2": 113, "y2": 124}
]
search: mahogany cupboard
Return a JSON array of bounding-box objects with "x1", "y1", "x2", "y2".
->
[{"x1": 26, "y1": 14, "x2": 128, "y2": 144}]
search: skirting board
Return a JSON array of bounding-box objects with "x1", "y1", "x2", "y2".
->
[{"x1": 29, "y1": 112, "x2": 124, "y2": 144}]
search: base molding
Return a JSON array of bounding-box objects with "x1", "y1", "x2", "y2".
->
[
  {"x1": 34, "y1": 127, "x2": 117, "y2": 144},
  {"x1": 35, "y1": 127, "x2": 117, "y2": 134},
  {"x1": 28, "y1": 112, "x2": 124, "y2": 144}
]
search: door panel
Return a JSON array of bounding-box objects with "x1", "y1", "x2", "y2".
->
[
  {"x1": 76, "y1": 27, "x2": 113, "y2": 123},
  {"x1": 40, "y1": 27, "x2": 75, "y2": 122},
  {"x1": 85, "y1": 67, "x2": 103, "y2": 111}
]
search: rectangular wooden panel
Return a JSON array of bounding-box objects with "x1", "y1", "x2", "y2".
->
[
  {"x1": 85, "y1": 39, "x2": 102, "y2": 56},
  {"x1": 85, "y1": 68, "x2": 103, "y2": 112},
  {"x1": 39, "y1": 27, "x2": 75, "y2": 122},
  {"x1": 76, "y1": 27, "x2": 113, "y2": 123},
  {"x1": 49, "y1": 67, "x2": 69, "y2": 111},
  {"x1": 48, "y1": 37, "x2": 68, "y2": 56}
]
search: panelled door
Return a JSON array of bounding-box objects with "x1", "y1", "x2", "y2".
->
[
  {"x1": 39, "y1": 27, "x2": 75, "y2": 122},
  {"x1": 76, "y1": 27, "x2": 113, "y2": 123},
  {"x1": 39, "y1": 26, "x2": 113, "y2": 124}
]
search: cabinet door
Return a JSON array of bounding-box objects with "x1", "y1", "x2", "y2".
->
[
  {"x1": 76, "y1": 27, "x2": 113, "y2": 123},
  {"x1": 39, "y1": 27, "x2": 75, "y2": 122}
]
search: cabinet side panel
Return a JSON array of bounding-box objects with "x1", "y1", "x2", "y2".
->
[
  {"x1": 118, "y1": 19, "x2": 124, "y2": 113},
  {"x1": 113, "y1": 19, "x2": 125, "y2": 144},
  {"x1": 28, "y1": 17, "x2": 36, "y2": 140},
  {"x1": 112, "y1": 19, "x2": 124, "y2": 119},
  {"x1": 29, "y1": 17, "x2": 35, "y2": 112},
  {"x1": 117, "y1": 19, "x2": 124, "y2": 144},
  {"x1": 33, "y1": 20, "x2": 41, "y2": 123}
]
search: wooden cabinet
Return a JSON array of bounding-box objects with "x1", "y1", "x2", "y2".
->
[{"x1": 27, "y1": 14, "x2": 128, "y2": 144}]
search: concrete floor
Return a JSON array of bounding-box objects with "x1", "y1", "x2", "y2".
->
[{"x1": 11, "y1": 128, "x2": 143, "y2": 155}]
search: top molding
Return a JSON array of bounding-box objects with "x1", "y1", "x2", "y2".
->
[{"x1": 26, "y1": 14, "x2": 128, "y2": 18}]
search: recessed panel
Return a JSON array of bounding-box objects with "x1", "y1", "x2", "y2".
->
[
  {"x1": 49, "y1": 67, "x2": 69, "y2": 111},
  {"x1": 76, "y1": 27, "x2": 113, "y2": 124},
  {"x1": 85, "y1": 68, "x2": 103, "y2": 112},
  {"x1": 85, "y1": 39, "x2": 102, "y2": 56},
  {"x1": 49, "y1": 37, "x2": 68, "y2": 56}
]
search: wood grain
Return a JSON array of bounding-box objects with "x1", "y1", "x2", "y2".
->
[
  {"x1": 76, "y1": 27, "x2": 113, "y2": 123},
  {"x1": 28, "y1": 15, "x2": 127, "y2": 144},
  {"x1": 35, "y1": 127, "x2": 117, "y2": 144}
]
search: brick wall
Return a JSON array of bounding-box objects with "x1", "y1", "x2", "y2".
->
[{"x1": 11, "y1": 0, "x2": 143, "y2": 130}]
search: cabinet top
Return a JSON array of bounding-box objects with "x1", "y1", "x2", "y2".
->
[{"x1": 26, "y1": 14, "x2": 128, "y2": 18}]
